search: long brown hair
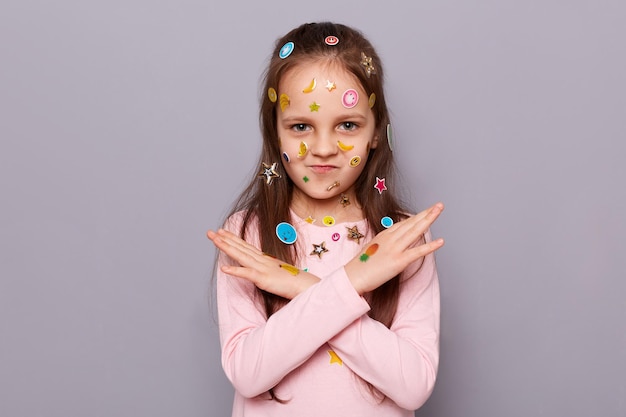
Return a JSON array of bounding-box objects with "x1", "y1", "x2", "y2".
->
[{"x1": 227, "y1": 21, "x2": 410, "y2": 327}]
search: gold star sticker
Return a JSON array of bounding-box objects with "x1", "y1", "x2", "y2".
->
[
  {"x1": 310, "y1": 241, "x2": 329, "y2": 258},
  {"x1": 328, "y1": 350, "x2": 343, "y2": 366},
  {"x1": 258, "y1": 162, "x2": 280, "y2": 185},
  {"x1": 360, "y1": 52, "x2": 377, "y2": 78},
  {"x1": 346, "y1": 225, "x2": 364, "y2": 244},
  {"x1": 304, "y1": 216, "x2": 316, "y2": 224},
  {"x1": 325, "y1": 80, "x2": 336, "y2": 91},
  {"x1": 339, "y1": 193, "x2": 350, "y2": 207},
  {"x1": 309, "y1": 101, "x2": 320, "y2": 112}
]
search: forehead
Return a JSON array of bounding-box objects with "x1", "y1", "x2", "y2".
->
[{"x1": 278, "y1": 60, "x2": 363, "y2": 93}]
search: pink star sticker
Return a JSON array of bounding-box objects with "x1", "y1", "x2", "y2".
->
[{"x1": 374, "y1": 177, "x2": 387, "y2": 194}]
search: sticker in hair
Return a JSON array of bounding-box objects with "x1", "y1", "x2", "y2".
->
[
  {"x1": 337, "y1": 141, "x2": 354, "y2": 151},
  {"x1": 341, "y1": 89, "x2": 359, "y2": 109},
  {"x1": 381, "y1": 216, "x2": 394, "y2": 228},
  {"x1": 322, "y1": 216, "x2": 335, "y2": 226},
  {"x1": 297, "y1": 141, "x2": 308, "y2": 158},
  {"x1": 368, "y1": 93, "x2": 376, "y2": 108},
  {"x1": 279, "y1": 41, "x2": 295, "y2": 59},
  {"x1": 346, "y1": 225, "x2": 364, "y2": 244},
  {"x1": 279, "y1": 94, "x2": 290, "y2": 112},
  {"x1": 349, "y1": 156, "x2": 361, "y2": 167},
  {"x1": 326, "y1": 80, "x2": 336, "y2": 92},
  {"x1": 325, "y1": 36, "x2": 339, "y2": 46},
  {"x1": 258, "y1": 162, "x2": 281, "y2": 185},
  {"x1": 282, "y1": 152, "x2": 290, "y2": 163},
  {"x1": 302, "y1": 78, "x2": 316, "y2": 93},
  {"x1": 276, "y1": 222, "x2": 297, "y2": 244},
  {"x1": 268, "y1": 87, "x2": 277, "y2": 103},
  {"x1": 359, "y1": 243, "x2": 379, "y2": 262},
  {"x1": 374, "y1": 176, "x2": 387, "y2": 194},
  {"x1": 310, "y1": 241, "x2": 329, "y2": 258},
  {"x1": 386, "y1": 123, "x2": 394, "y2": 151},
  {"x1": 360, "y1": 52, "x2": 377, "y2": 78},
  {"x1": 309, "y1": 102, "x2": 320, "y2": 112}
]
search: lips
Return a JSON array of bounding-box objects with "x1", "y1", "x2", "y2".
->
[{"x1": 309, "y1": 165, "x2": 337, "y2": 174}]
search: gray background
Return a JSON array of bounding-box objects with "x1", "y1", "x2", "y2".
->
[{"x1": 1, "y1": 0, "x2": 624, "y2": 416}]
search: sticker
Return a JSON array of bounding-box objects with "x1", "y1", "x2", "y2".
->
[
  {"x1": 268, "y1": 87, "x2": 277, "y2": 102},
  {"x1": 386, "y1": 123, "x2": 394, "y2": 151},
  {"x1": 279, "y1": 263, "x2": 300, "y2": 276},
  {"x1": 337, "y1": 140, "x2": 354, "y2": 151},
  {"x1": 359, "y1": 243, "x2": 379, "y2": 262},
  {"x1": 326, "y1": 181, "x2": 340, "y2": 191},
  {"x1": 346, "y1": 225, "x2": 364, "y2": 244},
  {"x1": 374, "y1": 177, "x2": 387, "y2": 194},
  {"x1": 326, "y1": 80, "x2": 336, "y2": 91},
  {"x1": 258, "y1": 162, "x2": 281, "y2": 185},
  {"x1": 298, "y1": 141, "x2": 308, "y2": 158},
  {"x1": 325, "y1": 36, "x2": 339, "y2": 46},
  {"x1": 322, "y1": 216, "x2": 335, "y2": 226},
  {"x1": 276, "y1": 222, "x2": 297, "y2": 244},
  {"x1": 368, "y1": 93, "x2": 376, "y2": 108},
  {"x1": 282, "y1": 152, "x2": 290, "y2": 163},
  {"x1": 302, "y1": 176, "x2": 309, "y2": 183},
  {"x1": 339, "y1": 193, "x2": 350, "y2": 207},
  {"x1": 279, "y1": 41, "x2": 294, "y2": 59},
  {"x1": 341, "y1": 89, "x2": 359, "y2": 109},
  {"x1": 328, "y1": 350, "x2": 343, "y2": 365},
  {"x1": 349, "y1": 156, "x2": 361, "y2": 167},
  {"x1": 331, "y1": 232, "x2": 340, "y2": 241},
  {"x1": 279, "y1": 93, "x2": 290, "y2": 112},
  {"x1": 309, "y1": 101, "x2": 320, "y2": 112},
  {"x1": 304, "y1": 216, "x2": 315, "y2": 224},
  {"x1": 381, "y1": 216, "x2": 394, "y2": 228},
  {"x1": 360, "y1": 52, "x2": 376, "y2": 78},
  {"x1": 302, "y1": 78, "x2": 316, "y2": 93},
  {"x1": 310, "y1": 241, "x2": 329, "y2": 258}
]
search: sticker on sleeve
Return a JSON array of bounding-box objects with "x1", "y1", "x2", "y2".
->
[{"x1": 276, "y1": 222, "x2": 297, "y2": 244}]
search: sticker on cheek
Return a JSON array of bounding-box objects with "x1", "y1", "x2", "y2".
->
[
  {"x1": 282, "y1": 152, "x2": 290, "y2": 163},
  {"x1": 342, "y1": 89, "x2": 359, "y2": 109},
  {"x1": 349, "y1": 156, "x2": 361, "y2": 167},
  {"x1": 337, "y1": 141, "x2": 354, "y2": 151},
  {"x1": 298, "y1": 141, "x2": 308, "y2": 158}
]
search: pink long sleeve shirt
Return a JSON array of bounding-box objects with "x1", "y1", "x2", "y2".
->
[{"x1": 217, "y1": 211, "x2": 440, "y2": 417}]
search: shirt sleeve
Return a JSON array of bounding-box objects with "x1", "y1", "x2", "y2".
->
[
  {"x1": 327, "y1": 230, "x2": 441, "y2": 411},
  {"x1": 216, "y1": 216, "x2": 371, "y2": 398}
]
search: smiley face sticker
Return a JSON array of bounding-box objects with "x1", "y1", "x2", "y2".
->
[
  {"x1": 342, "y1": 89, "x2": 359, "y2": 109},
  {"x1": 276, "y1": 222, "x2": 297, "y2": 244},
  {"x1": 349, "y1": 156, "x2": 361, "y2": 167}
]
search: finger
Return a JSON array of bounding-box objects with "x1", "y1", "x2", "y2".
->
[
  {"x1": 221, "y1": 265, "x2": 258, "y2": 283},
  {"x1": 216, "y1": 229, "x2": 265, "y2": 257},
  {"x1": 402, "y1": 237, "x2": 445, "y2": 264}
]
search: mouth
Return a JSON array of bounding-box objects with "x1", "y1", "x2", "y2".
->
[{"x1": 308, "y1": 165, "x2": 337, "y2": 174}]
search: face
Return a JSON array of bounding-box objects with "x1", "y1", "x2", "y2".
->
[{"x1": 276, "y1": 62, "x2": 378, "y2": 204}]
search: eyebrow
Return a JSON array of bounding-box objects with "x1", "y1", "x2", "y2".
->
[{"x1": 280, "y1": 113, "x2": 369, "y2": 124}]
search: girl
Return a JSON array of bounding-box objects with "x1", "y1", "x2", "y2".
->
[{"x1": 207, "y1": 22, "x2": 445, "y2": 417}]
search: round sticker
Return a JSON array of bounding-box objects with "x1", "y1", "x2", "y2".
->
[
  {"x1": 325, "y1": 36, "x2": 339, "y2": 46},
  {"x1": 268, "y1": 87, "x2": 277, "y2": 102},
  {"x1": 368, "y1": 93, "x2": 376, "y2": 108},
  {"x1": 342, "y1": 89, "x2": 359, "y2": 109},
  {"x1": 279, "y1": 42, "x2": 295, "y2": 59},
  {"x1": 322, "y1": 216, "x2": 335, "y2": 226},
  {"x1": 349, "y1": 156, "x2": 361, "y2": 167},
  {"x1": 282, "y1": 152, "x2": 290, "y2": 163},
  {"x1": 276, "y1": 222, "x2": 297, "y2": 244},
  {"x1": 331, "y1": 232, "x2": 340, "y2": 241},
  {"x1": 381, "y1": 216, "x2": 394, "y2": 228}
]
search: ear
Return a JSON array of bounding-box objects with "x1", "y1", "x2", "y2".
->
[{"x1": 370, "y1": 135, "x2": 379, "y2": 149}]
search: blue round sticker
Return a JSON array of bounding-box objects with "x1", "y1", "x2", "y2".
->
[
  {"x1": 276, "y1": 222, "x2": 297, "y2": 244},
  {"x1": 381, "y1": 216, "x2": 394, "y2": 229},
  {"x1": 279, "y1": 41, "x2": 294, "y2": 59}
]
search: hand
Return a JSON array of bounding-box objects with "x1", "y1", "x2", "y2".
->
[
  {"x1": 344, "y1": 202, "x2": 445, "y2": 295},
  {"x1": 207, "y1": 228, "x2": 320, "y2": 299}
]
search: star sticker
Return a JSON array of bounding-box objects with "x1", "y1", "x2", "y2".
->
[
  {"x1": 374, "y1": 176, "x2": 387, "y2": 194},
  {"x1": 309, "y1": 102, "x2": 320, "y2": 112},
  {"x1": 258, "y1": 162, "x2": 281, "y2": 185},
  {"x1": 346, "y1": 225, "x2": 364, "y2": 244},
  {"x1": 360, "y1": 52, "x2": 377, "y2": 78},
  {"x1": 326, "y1": 80, "x2": 336, "y2": 91},
  {"x1": 310, "y1": 241, "x2": 329, "y2": 258},
  {"x1": 339, "y1": 193, "x2": 350, "y2": 207},
  {"x1": 304, "y1": 216, "x2": 316, "y2": 224},
  {"x1": 328, "y1": 350, "x2": 343, "y2": 366}
]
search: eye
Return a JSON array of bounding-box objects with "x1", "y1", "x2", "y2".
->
[
  {"x1": 339, "y1": 122, "x2": 358, "y2": 131},
  {"x1": 291, "y1": 123, "x2": 310, "y2": 132}
]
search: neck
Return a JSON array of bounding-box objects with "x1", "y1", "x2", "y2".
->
[{"x1": 290, "y1": 188, "x2": 364, "y2": 224}]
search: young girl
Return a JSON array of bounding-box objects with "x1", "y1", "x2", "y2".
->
[{"x1": 207, "y1": 22, "x2": 445, "y2": 417}]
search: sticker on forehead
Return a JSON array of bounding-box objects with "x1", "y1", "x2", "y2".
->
[
  {"x1": 342, "y1": 89, "x2": 359, "y2": 109},
  {"x1": 279, "y1": 42, "x2": 294, "y2": 59},
  {"x1": 279, "y1": 94, "x2": 290, "y2": 112},
  {"x1": 325, "y1": 36, "x2": 339, "y2": 46},
  {"x1": 302, "y1": 78, "x2": 316, "y2": 93},
  {"x1": 349, "y1": 156, "x2": 361, "y2": 167}
]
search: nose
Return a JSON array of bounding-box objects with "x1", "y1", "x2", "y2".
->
[{"x1": 310, "y1": 131, "x2": 338, "y2": 158}]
